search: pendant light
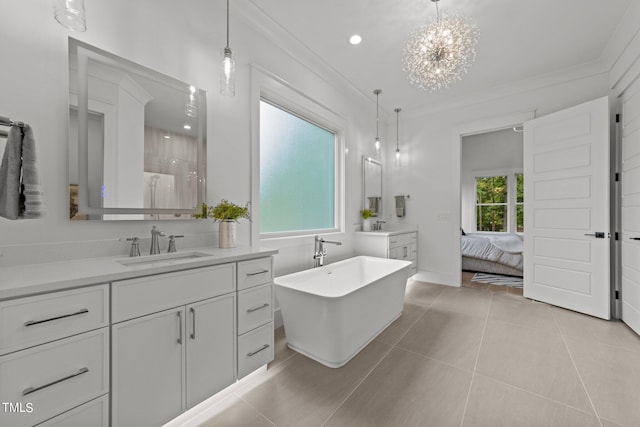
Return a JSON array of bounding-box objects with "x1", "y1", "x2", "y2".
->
[
  {"x1": 53, "y1": 0, "x2": 87, "y2": 32},
  {"x1": 220, "y1": 0, "x2": 235, "y2": 96},
  {"x1": 374, "y1": 89, "x2": 381, "y2": 151},
  {"x1": 394, "y1": 108, "x2": 402, "y2": 161}
]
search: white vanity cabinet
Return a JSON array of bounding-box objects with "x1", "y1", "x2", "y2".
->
[
  {"x1": 111, "y1": 264, "x2": 236, "y2": 427},
  {"x1": 354, "y1": 230, "x2": 418, "y2": 276},
  {"x1": 0, "y1": 285, "x2": 110, "y2": 427},
  {"x1": 236, "y1": 257, "x2": 274, "y2": 378}
]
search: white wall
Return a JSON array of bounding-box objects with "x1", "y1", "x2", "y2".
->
[
  {"x1": 0, "y1": 1, "x2": 377, "y2": 273},
  {"x1": 460, "y1": 128, "x2": 523, "y2": 231}
]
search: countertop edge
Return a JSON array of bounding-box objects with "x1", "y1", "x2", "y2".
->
[{"x1": 0, "y1": 247, "x2": 278, "y2": 301}]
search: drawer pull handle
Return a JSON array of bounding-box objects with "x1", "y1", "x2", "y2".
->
[
  {"x1": 390, "y1": 240, "x2": 398, "y2": 244},
  {"x1": 24, "y1": 308, "x2": 89, "y2": 327},
  {"x1": 177, "y1": 311, "x2": 183, "y2": 344},
  {"x1": 247, "y1": 303, "x2": 270, "y2": 313},
  {"x1": 403, "y1": 247, "x2": 408, "y2": 258},
  {"x1": 190, "y1": 307, "x2": 196, "y2": 340},
  {"x1": 246, "y1": 269, "x2": 269, "y2": 277},
  {"x1": 247, "y1": 344, "x2": 270, "y2": 357},
  {"x1": 23, "y1": 367, "x2": 89, "y2": 396}
]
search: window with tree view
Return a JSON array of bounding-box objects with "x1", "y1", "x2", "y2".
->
[
  {"x1": 476, "y1": 176, "x2": 508, "y2": 232},
  {"x1": 516, "y1": 173, "x2": 524, "y2": 232},
  {"x1": 475, "y1": 173, "x2": 524, "y2": 233}
]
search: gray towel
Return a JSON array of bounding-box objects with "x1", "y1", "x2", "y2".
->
[
  {"x1": 395, "y1": 195, "x2": 406, "y2": 217},
  {"x1": 0, "y1": 125, "x2": 44, "y2": 220},
  {"x1": 0, "y1": 126, "x2": 22, "y2": 219},
  {"x1": 21, "y1": 125, "x2": 44, "y2": 218}
]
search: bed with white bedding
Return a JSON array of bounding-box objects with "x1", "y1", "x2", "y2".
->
[{"x1": 461, "y1": 232, "x2": 523, "y2": 277}]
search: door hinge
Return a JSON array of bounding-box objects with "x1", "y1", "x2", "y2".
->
[
  {"x1": 615, "y1": 232, "x2": 619, "y2": 241},
  {"x1": 615, "y1": 172, "x2": 620, "y2": 182},
  {"x1": 616, "y1": 113, "x2": 620, "y2": 123},
  {"x1": 615, "y1": 290, "x2": 620, "y2": 300}
]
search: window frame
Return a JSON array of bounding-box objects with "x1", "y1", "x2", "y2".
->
[
  {"x1": 472, "y1": 169, "x2": 523, "y2": 234},
  {"x1": 250, "y1": 65, "x2": 346, "y2": 244}
]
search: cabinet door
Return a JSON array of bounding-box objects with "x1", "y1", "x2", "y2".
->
[
  {"x1": 186, "y1": 294, "x2": 236, "y2": 408},
  {"x1": 112, "y1": 308, "x2": 185, "y2": 427}
]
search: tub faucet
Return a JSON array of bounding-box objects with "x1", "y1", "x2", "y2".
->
[
  {"x1": 150, "y1": 226, "x2": 167, "y2": 255},
  {"x1": 313, "y1": 235, "x2": 342, "y2": 267}
]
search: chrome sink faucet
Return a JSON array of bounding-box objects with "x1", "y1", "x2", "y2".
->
[
  {"x1": 150, "y1": 226, "x2": 167, "y2": 255},
  {"x1": 373, "y1": 219, "x2": 386, "y2": 231},
  {"x1": 313, "y1": 235, "x2": 342, "y2": 268}
]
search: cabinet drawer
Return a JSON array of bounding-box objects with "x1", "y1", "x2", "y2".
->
[
  {"x1": 238, "y1": 322, "x2": 273, "y2": 379},
  {"x1": 0, "y1": 285, "x2": 109, "y2": 355},
  {"x1": 36, "y1": 394, "x2": 109, "y2": 427},
  {"x1": 112, "y1": 264, "x2": 235, "y2": 323},
  {"x1": 388, "y1": 233, "x2": 412, "y2": 249},
  {"x1": 237, "y1": 257, "x2": 273, "y2": 290},
  {"x1": 410, "y1": 243, "x2": 417, "y2": 261},
  {"x1": 0, "y1": 328, "x2": 109, "y2": 427},
  {"x1": 238, "y1": 284, "x2": 273, "y2": 335},
  {"x1": 390, "y1": 245, "x2": 412, "y2": 261}
]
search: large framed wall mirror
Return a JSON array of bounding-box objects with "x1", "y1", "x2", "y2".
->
[
  {"x1": 68, "y1": 38, "x2": 206, "y2": 221},
  {"x1": 362, "y1": 156, "x2": 382, "y2": 217}
]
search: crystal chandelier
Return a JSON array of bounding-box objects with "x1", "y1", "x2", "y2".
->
[{"x1": 403, "y1": 0, "x2": 478, "y2": 91}]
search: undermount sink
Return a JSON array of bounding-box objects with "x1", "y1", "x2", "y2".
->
[{"x1": 117, "y1": 251, "x2": 212, "y2": 267}]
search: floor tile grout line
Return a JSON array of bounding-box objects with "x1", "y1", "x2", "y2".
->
[
  {"x1": 389, "y1": 287, "x2": 442, "y2": 345},
  {"x1": 233, "y1": 391, "x2": 279, "y2": 427},
  {"x1": 319, "y1": 342, "x2": 396, "y2": 427},
  {"x1": 552, "y1": 310, "x2": 604, "y2": 427},
  {"x1": 472, "y1": 371, "x2": 606, "y2": 419},
  {"x1": 320, "y1": 284, "x2": 442, "y2": 426},
  {"x1": 392, "y1": 344, "x2": 476, "y2": 374},
  {"x1": 458, "y1": 289, "x2": 493, "y2": 427}
]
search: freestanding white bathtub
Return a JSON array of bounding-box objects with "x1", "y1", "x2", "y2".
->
[{"x1": 274, "y1": 256, "x2": 412, "y2": 368}]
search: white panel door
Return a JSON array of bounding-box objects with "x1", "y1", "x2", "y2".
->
[
  {"x1": 621, "y1": 78, "x2": 640, "y2": 335},
  {"x1": 524, "y1": 97, "x2": 610, "y2": 319}
]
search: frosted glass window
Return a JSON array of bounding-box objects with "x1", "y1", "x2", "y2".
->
[{"x1": 260, "y1": 100, "x2": 336, "y2": 235}]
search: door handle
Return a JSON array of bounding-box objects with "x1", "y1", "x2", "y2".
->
[
  {"x1": 177, "y1": 311, "x2": 183, "y2": 344},
  {"x1": 630, "y1": 237, "x2": 640, "y2": 241},
  {"x1": 584, "y1": 232, "x2": 607, "y2": 238},
  {"x1": 190, "y1": 307, "x2": 196, "y2": 340}
]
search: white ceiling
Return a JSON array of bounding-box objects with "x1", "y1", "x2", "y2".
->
[{"x1": 246, "y1": 0, "x2": 632, "y2": 114}]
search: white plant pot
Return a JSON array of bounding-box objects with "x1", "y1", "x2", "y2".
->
[
  {"x1": 362, "y1": 218, "x2": 372, "y2": 232},
  {"x1": 219, "y1": 221, "x2": 237, "y2": 248}
]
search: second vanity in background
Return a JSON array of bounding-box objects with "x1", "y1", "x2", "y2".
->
[{"x1": 354, "y1": 229, "x2": 418, "y2": 277}]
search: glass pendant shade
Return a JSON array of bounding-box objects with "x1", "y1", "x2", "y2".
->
[
  {"x1": 220, "y1": 47, "x2": 235, "y2": 96},
  {"x1": 54, "y1": 0, "x2": 86, "y2": 32},
  {"x1": 373, "y1": 89, "x2": 382, "y2": 151}
]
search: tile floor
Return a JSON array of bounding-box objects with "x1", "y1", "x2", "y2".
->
[{"x1": 199, "y1": 275, "x2": 640, "y2": 427}]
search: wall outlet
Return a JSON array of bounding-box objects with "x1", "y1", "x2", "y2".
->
[{"x1": 437, "y1": 213, "x2": 450, "y2": 221}]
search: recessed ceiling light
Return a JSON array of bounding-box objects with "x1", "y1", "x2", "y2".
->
[
  {"x1": 183, "y1": 124, "x2": 191, "y2": 130},
  {"x1": 349, "y1": 34, "x2": 362, "y2": 45}
]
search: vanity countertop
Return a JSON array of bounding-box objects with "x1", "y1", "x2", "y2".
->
[
  {"x1": 355, "y1": 228, "x2": 418, "y2": 237},
  {"x1": 0, "y1": 246, "x2": 278, "y2": 301}
]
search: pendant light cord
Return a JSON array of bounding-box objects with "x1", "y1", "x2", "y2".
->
[
  {"x1": 376, "y1": 93, "x2": 379, "y2": 139},
  {"x1": 226, "y1": 0, "x2": 230, "y2": 48}
]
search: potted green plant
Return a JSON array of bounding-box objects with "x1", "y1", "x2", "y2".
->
[
  {"x1": 193, "y1": 200, "x2": 250, "y2": 248},
  {"x1": 360, "y1": 209, "x2": 374, "y2": 231}
]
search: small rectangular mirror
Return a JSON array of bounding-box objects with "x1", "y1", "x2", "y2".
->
[
  {"x1": 68, "y1": 38, "x2": 206, "y2": 220},
  {"x1": 362, "y1": 156, "x2": 382, "y2": 217}
]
